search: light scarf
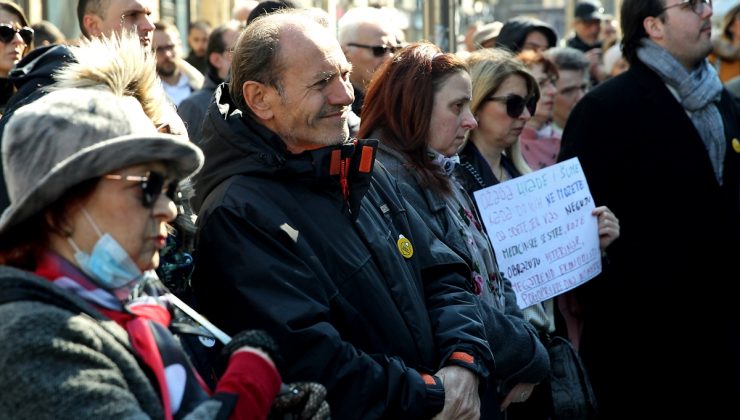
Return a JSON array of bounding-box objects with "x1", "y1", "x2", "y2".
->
[
  {"x1": 428, "y1": 148, "x2": 460, "y2": 176},
  {"x1": 637, "y1": 38, "x2": 726, "y2": 184}
]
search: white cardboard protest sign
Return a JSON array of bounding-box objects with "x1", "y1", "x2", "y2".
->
[{"x1": 473, "y1": 158, "x2": 601, "y2": 309}]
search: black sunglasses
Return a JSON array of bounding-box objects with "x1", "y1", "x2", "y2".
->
[
  {"x1": 347, "y1": 42, "x2": 399, "y2": 57},
  {"x1": 0, "y1": 24, "x2": 33, "y2": 45},
  {"x1": 486, "y1": 94, "x2": 538, "y2": 118},
  {"x1": 105, "y1": 171, "x2": 179, "y2": 208}
]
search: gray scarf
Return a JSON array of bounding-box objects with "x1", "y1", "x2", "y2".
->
[{"x1": 637, "y1": 38, "x2": 726, "y2": 184}]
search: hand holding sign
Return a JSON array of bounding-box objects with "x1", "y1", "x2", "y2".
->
[{"x1": 473, "y1": 158, "x2": 602, "y2": 309}]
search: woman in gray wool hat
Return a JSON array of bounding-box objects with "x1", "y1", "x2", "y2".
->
[{"x1": 0, "y1": 87, "x2": 287, "y2": 419}]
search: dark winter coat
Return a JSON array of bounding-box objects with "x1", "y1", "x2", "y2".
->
[
  {"x1": 191, "y1": 85, "x2": 494, "y2": 419},
  {"x1": 558, "y1": 59, "x2": 740, "y2": 418},
  {"x1": 376, "y1": 143, "x2": 550, "y2": 418}
]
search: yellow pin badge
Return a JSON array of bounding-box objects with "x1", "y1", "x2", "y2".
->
[
  {"x1": 733, "y1": 138, "x2": 740, "y2": 154},
  {"x1": 397, "y1": 234, "x2": 413, "y2": 259}
]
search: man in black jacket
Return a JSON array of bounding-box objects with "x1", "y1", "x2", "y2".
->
[
  {"x1": 559, "y1": 0, "x2": 740, "y2": 418},
  {"x1": 190, "y1": 10, "x2": 494, "y2": 419}
]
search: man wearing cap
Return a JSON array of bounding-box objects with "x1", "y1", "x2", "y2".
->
[
  {"x1": 559, "y1": 0, "x2": 740, "y2": 417},
  {"x1": 566, "y1": 0, "x2": 607, "y2": 84},
  {"x1": 190, "y1": 9, "x2": 494, "y2": 419}
]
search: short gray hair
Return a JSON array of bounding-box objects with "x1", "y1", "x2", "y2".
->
[
  {"x1": 544, "y1": 47, "x2": 590, "y2": 72},
  {"x1": 229, "y1": 11, "x2": 305, "y2": 113}
]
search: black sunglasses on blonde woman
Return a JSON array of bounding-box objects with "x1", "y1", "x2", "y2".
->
[
  {"x1": 486, "y1": 94, "x2": 538, "y2": 118},
  {"x1": 0, "y1": 24, "x2": 33, "y2": 44}
]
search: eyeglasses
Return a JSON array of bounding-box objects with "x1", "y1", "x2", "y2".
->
[
  {"x1": 155, "y1": 44, "x2": 176, "y2": 55},
  {"x1": 486, "y1": 94, "x2": 538, "y2": 118},
  {"x1": 347, "y1": 42, "x2": 399, "y2": 57},
  {"x1": 0, "y1": 24, "x2": 33, "y2": 45},
  {"x1": 105, "y1": 171, "x2": 179, "y2": 208},
  {"x1": 660, "y1": 0, "x2": 712, "y2": 15}
]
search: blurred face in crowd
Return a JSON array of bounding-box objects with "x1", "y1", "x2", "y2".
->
[
  {"x1": 87, "y1": 0, "x2": 155, "y2": 47},
  {"x1": 552, "y1": 68, "x2": 588, "y2": 129},
  {"x1": 528, "y1": 62, "x2": 557, "y2": 126},
  {"x1": 648, "y1": 0, "x2": 713, "y2": 70},
  {"x1": 154, "y1": 28, "x2": 180, "y2": 78},
  {"x1": 248, "y1": 24, "x2": 354, "y2": 153},
  {"x1": 0, "y1": 10, "x2": 29, "y2": 77},
  {"x1": 428, "y1": 71, "x2": 477, "y2": 157},
  {"x1": 343, "y1": 22, "x2": 397, "y2": 92},
  {"x1": 730, "y1": 11, "x2": 740, "y2": 40},
  {"x1": 188, "y1": 26, "x2": 209, "y2": 57},
  {"x1": 574, "y1": 18, "x2": 601, "y2": 45},
  {"x1": 474, "y1": 74, "x2": 533, "y2": 149},
  {"x1": 600, "y1": 18, "x2": 619, "y2": 44},
  {"x1": 214, "y1": 28, "x2": 239, "y2": 81},
  {"x1": 61, "y1": 162, "x2": 177, "y2": 273},
  {"x1": 522, "y1": 30, "x2": 550, "y2": 53}
]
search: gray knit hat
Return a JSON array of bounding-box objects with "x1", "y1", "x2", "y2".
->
[{"x1": 0, "y1": 88, "x2": 204, "y2": 235}]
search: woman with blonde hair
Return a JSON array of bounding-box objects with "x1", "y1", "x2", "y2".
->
[{"x1": 460, "y1": 47, "x2": 619, "y2": 419}]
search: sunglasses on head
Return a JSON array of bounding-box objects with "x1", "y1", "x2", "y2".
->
[
  {"x1": 347, "y1": 42, "x2": 399, "y2": 57},
  {"x1": 0, "y1": 24, "x2": 33, "y2": 45},
  {"x1": 105, "y1": 171, "x2": 179, "y2": 208},
  {"x1": 486, "y1": 94, "x2": 537, "y2": 118}
]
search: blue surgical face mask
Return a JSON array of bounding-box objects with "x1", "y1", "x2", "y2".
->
[{"x1": 67, "y1": 208, "x2": 144, "y2": 301}]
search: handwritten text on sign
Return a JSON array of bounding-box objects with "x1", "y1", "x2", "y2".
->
[{"x1": 473, "y1": 158, "x2": 601, "y2": 309}]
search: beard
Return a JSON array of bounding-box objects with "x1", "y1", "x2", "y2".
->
[{"x1": 157, "y1": 61, "x2": 176, "y2": 78}]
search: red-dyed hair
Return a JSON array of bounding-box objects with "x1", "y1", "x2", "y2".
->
[{"x1": 358, "y1": 41, "x2": 468, "y2": 195}]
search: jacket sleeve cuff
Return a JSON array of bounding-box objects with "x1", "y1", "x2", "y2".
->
[
  {"x1": 420, "y1": 373, "x2": 445, "y2": 418},
  {"x1": 444, "y1": 351, "x2": 490, "y2": 379}
]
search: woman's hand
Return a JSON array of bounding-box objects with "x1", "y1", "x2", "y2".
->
[{"x1": 592, "y1": 206, "x2": 619, "y2": 251}]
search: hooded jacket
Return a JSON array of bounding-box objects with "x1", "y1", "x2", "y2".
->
[
  {"x1": 496, "y1": 17, "x2": 558, "y2": 53},
  {"x1": 191, "y1": 85, "x2": 494, "y2": 419}
]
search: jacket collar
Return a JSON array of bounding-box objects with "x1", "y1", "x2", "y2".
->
[{"x1": 196, "y1": 84, "x2": 377, "y2": 216}]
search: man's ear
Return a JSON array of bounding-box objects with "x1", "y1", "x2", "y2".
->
[
  {"x1": 82, "y1": 14, "x2": 103, "y2": 38},
  {"x1": 643, "y1": 16, "x2": 664, "y2": 41},
  {"x1": 243, "y1": 81, "x2": 275, "y2": 120}
]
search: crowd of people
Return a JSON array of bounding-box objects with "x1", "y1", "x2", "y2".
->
[{"x1": 0, "y1": 0, "x2": 738, "y2": 419}]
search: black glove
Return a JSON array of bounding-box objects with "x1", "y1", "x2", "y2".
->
[{"x1": 270, "y1": 382, "x2": 331, "y2": 420}]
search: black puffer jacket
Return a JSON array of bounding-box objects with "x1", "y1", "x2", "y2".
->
[
  {"x1": 0, "y1": 44, "x2": 76, "y2": 210},
  {"x1": 191, "y1": 85, "x2": 494, "y2": 419}
]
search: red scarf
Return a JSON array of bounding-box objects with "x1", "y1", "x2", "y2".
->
[{"x1": 35, "y1": 251, "x2": 210, "y2": 420}]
